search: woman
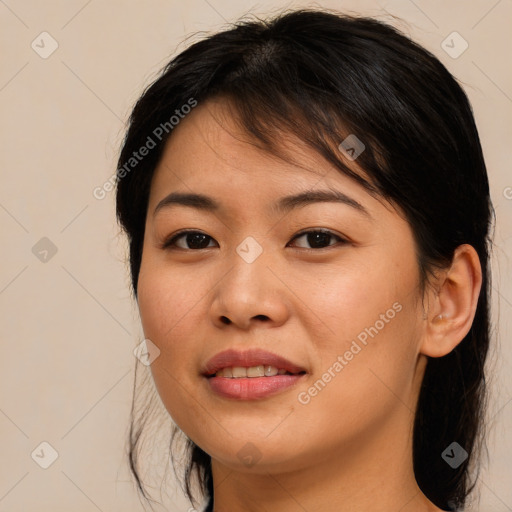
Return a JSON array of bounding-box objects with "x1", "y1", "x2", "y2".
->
[{"x1": 116, "y1": 8, "x2": 494, "y2": 512}]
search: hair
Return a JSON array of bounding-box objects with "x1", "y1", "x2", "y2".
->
[{"x1": 115, "y1": 8, "x2": 495, "y2": 512}]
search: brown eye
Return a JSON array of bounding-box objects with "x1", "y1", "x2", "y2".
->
[
  {"x1": 289, "y1": 229, "x2": 346, "y2": 250},
  {"x1": 162, "y1": 231, "x2": 216, "y2": 250}
]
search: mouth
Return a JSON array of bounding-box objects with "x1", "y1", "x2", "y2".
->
[{"x1": 201, "y1": 348, "x2": 308, "y2": 400}]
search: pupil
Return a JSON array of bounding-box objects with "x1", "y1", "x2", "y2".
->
[
  {"x1": 308, "y1": 232, "x2": 330, "y2": 248},
  {"x1": 188, "y1": 233, "x2": 210, "y2": 249}
]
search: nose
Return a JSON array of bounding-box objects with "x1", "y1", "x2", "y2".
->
[{"x1": 209, "y1": 244, "x2": 290, "y2": 331}]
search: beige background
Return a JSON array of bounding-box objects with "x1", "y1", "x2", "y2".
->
[{"x1": 0, "y1": 0, "x2": 511, "y2": 511}]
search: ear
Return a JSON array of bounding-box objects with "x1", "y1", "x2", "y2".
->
[{"x1": 420, "y1": 244, "x2": 483, "y2": 358}]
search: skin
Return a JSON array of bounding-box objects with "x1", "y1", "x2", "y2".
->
[{"x1": 137, "y1": 97, "x2": 482, "y2": 512}]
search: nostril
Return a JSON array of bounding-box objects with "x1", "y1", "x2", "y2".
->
[{"x1": 219, "y1": 315, "x2": 269, "y2": 325}]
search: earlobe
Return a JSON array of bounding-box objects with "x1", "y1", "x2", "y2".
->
[{"x1": 420, "y1": 244, "x2": 483, "y2": 358}]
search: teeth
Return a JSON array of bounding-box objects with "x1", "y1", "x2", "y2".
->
[
  {"x1": 215, "y1": 366, "x2": 291, "y2": 378},
  {"x1": 247, "y1": 366, "x2": 264, "y2": 377}
]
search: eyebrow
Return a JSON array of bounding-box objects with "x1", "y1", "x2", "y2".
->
[{"x1": 153, "y1": 189, "x2": 372, "y2": 219}]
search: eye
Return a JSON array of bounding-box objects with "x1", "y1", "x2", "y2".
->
[
  {"x1": 162, "y1": 230, "x2": 217, "y2": 250},
  {"x1": 288, "y1": 229, "x2": 347, "y2": 250}
]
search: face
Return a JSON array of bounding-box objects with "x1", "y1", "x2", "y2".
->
[{"x1": 137, "y1": 97, "x2": 429, "y2": 474}]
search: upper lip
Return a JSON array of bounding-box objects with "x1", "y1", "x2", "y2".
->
[{"x1": 202, "y1": 348, "x2": 307, "y2": 377}]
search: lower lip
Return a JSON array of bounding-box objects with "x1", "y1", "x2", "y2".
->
[{"x1": 206, "y1": 374, "x2": 306, "y2": 400}]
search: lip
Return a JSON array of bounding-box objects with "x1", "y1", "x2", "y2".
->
[
  {"x1": 207, "y1": 374, "x2": 307, "y2": 400},
  {"x1": 201, "y1": 348, "x2": 307, "y2": 377}
]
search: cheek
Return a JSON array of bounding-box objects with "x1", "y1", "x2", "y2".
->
[
  {"x1": 137, "y1": 263, "x2": 207, "y2": 429},
  {"x1": 137, "y1": 257, "x2": 203, "y2": 339},
  {"x1": 306, "y1": 256, "x2": 406, "y2": 344},
  {"x1": 308, "y1": 246, "x2": 421, "y2": 385},
  {"x1": 136, "y1": 259, "x2": 206, "y2": 394}
]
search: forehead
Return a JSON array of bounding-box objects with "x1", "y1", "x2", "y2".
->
[{"x1": 149, "y1": 98, "x2": 375, "y2": 204}]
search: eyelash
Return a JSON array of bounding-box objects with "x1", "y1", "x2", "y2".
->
[{"x1": 161, "y1": 228, "x2": 349, "y2": 252}]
